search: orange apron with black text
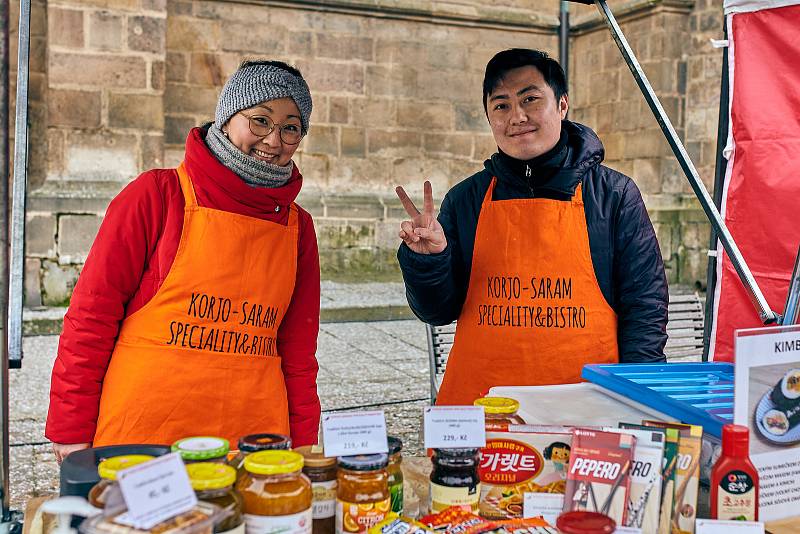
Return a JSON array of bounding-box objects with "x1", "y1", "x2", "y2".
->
[
  {"x1": 94, "y1": 163, "x2": 297, "y2": 446},
  {"x1": 436, "y1": 178, "x2": 619, "y2": 406}
]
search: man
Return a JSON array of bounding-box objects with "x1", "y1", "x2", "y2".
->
[{"x1": 396, "y1": 49, "x2": 668, "y2": 405}]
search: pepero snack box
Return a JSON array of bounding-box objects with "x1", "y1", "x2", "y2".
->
[{"x1": 478, "y1": 426, "x2": 572, "y2": 520}]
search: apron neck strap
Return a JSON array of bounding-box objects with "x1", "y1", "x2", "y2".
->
[
  {"x1": 176, "y1": 163, "x2": 199, "y2": 208},
  {"x1": 485, "y1": 177, "x2": 584, "y2": 205}
]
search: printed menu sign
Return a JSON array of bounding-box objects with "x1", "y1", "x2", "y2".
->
[
  {"x1": 734, "y1": 325, "x2": 800, "y2": 522},
  {"x1": 321, "y1": 410, "x2": 388, "y2": 457},
  {"x1": 116, "y1": 453, "x2": 197, "y2": 530},
  {"x1": 424, "y1": 406, "x2": 486, "y2": 449}
]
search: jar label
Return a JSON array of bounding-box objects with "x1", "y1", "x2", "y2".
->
[
  {"x1": 312, "y1": 480, "x2": 337, "y2": 519},
  {"x1": 218, "y1": 523, "x2": 246, "y2": 534},
  {"x1": 430, "y1": 482, "x2": 481, "y2": 513},
  {"x1": 389, "y1": 482, "x2": 404, "y2": 514},
  {"x1": 244, "y1": 509, "x2": 312, "y2": 534},
  {"x1": 335, "y1": 499, "x2": 391, "y2": 534},
  {"x1": 717, "y1": 470, "x2": 757, "y2": 521}
]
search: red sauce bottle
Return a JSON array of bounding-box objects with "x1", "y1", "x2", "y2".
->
[{"x1": 710, "y1": 424, "x2": 759, "y2": 521}]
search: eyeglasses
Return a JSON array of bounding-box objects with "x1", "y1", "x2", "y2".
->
[{"x1": 239, "y1": 112, "x2": 303, "y2": 145}]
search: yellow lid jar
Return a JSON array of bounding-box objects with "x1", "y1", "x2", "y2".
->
[
  {"x1": 186, "y1": 462, "x2": 243, "y2": 533},
  {"x1": 88, "y1": 455, "x2": 154, "y2": 509},
  {"x1": 236, "y1": 450, "x2": 313, "y2": 534},
  {"x1": 474, "y1": 397, "x2": 525, "y2": 431}
]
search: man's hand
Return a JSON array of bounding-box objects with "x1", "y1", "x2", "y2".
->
[
  {"x1": 395, "y1": 181, "x2": 447, "y2": 255},
  {"x1": 53, "y1": 442, "x2": 91, "y2": 464}
]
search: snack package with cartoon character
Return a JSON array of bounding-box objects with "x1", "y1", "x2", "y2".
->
[{"x1": 477, "y1": 428, "x2": 572, "y2": 519}]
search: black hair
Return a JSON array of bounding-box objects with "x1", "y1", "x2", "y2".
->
[
  {"x1": 482, "y1": 49, "x2": 567, "y2": 113},
  {"x1": 543, "y1": 442, "x2": 571, "y2": 460},
  {"x1": 239, "y1": 59, "x2": 304, "y2": 79}
]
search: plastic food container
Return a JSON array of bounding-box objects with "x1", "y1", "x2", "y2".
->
[
  {"x1": 79, "y1": 503, "x2": 218, "y2": 534},
  {"x1": 555, "y1": 511, "x2": 616, "y2": 534}
]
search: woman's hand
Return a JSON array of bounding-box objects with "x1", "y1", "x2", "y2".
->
[
  {"x1": 395, "y1": 181, "x2": 447, "y2": 255},
  {"x1": 53, "y1": 442, "x2": 91, "y2": 464}
]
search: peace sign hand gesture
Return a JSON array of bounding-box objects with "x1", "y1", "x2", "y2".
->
[{"x1": 395, "y1": 181, "x2": 447, "y2": 255}]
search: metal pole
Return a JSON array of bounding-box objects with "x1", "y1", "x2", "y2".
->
[
  {"x1": 781, "y1": 247, "x2": 800, "y2": 326},
  {"x1": 8, "y1": 0, "x2": 30, "y2": 369},
  {"x1": 559, "y1": 1, "x2": 569, "y2": 84},
  {"x1": 702, "y1": 19, "x2": 730, "y2": 361},
  {"x1": 592, "y1": 0, "x2": 778, "y2": 325},
  {"x1": 0, "y1": 0, "x2": 9, "y2": 519}
]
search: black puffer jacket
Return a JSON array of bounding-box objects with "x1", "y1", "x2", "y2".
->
[{"x1": 398, "y1": 121, "x2": 668, "y2": 363}]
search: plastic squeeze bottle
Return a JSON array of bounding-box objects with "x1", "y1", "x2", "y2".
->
[{"x1": 710, "y1": 424, "x2": 759, "y2": 521}]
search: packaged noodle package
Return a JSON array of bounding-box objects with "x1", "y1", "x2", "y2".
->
[
  {"x1": 644, "y1": 421, "x2": 702, "y2": 534},
  {"x1": 478, "y1": 429, "x2": 572, "y2": 520}
]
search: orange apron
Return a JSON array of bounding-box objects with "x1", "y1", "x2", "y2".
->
[
  {"x1": 436, "y1": 178, "x2": 619, "y2": 406},
  {"x1": 94, "y1": 163, "x2": 297, "y2": 446}
]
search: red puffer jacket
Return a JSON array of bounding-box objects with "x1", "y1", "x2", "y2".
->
[{"x1": 46, "y1": 127, "x2": 321, "y2": 446}]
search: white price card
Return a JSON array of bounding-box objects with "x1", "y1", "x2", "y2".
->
[
  {"x1": 423, "y1": 406, "x2": 485, "y2": 449},
  {"x1": 321, "y1": 410, "x2": 388, "y2": 457},
  {"x1": 115, "y1": 452, "x2": 197, "y2": 530},
  {"x1": 522, "y1": 493, "x2": 563, "y2": 525},
  {"x1": 613, "y1": 528, "x2": 642, "y2": 534},
  {"x1": 695, "y1": 520, "x2": 764, "y2": 534}
]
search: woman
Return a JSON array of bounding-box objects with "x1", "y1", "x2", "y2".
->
[{"x1": 46, "y1": 60, "x2": 321, "y2": 462}]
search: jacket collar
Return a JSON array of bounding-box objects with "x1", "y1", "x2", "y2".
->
[
  {"x1": 485, "y1": 120, "x2": 605, "y2": 197},
  {"x1": 183, "y1": 126, "x2": 303, "y2": 212}
]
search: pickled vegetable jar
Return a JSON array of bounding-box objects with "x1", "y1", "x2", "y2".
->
[{"x1": 386, "y1": 437, "x2": 403, "y2": 514}]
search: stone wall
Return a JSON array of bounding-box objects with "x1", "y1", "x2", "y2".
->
[{"x1": 16, "y1": 0, "x2": 722, "y2": 306}]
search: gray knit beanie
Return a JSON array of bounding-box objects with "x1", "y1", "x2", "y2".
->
[{"x1": 214, "y1": 61, "x2": 312, "y2": 134}]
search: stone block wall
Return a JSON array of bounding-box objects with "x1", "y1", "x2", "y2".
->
[{"x1": 16, "y1": 0, "x2": 723, "y2": 305}]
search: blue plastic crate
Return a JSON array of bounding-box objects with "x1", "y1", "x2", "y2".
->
[{"x1": 581, "y1": 362, "x2": 734, "y2": 439}]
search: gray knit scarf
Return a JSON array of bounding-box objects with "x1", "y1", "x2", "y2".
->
[{"x1": 205, "y1": 124, "x2": 293, "y2": 188}]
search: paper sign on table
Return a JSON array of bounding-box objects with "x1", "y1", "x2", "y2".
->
[
  {"x1": 423, "y1": 406, "x2": 485, "y2": 449},
  {"x1": 115, "y1": 452, "x2": 197, "y2": 530},
  {"x1": 321, "y1": 410, "x2": 388, "y2": 457},
  {"x1": 613, "y1": 528, "x2": 642, "y2": 534},
  {"x1": 522, "y1": 493, "x2": 563, "y2": 525},
  {"x1": 695, "y1": 519, "x2": 764, "y2": 534}
]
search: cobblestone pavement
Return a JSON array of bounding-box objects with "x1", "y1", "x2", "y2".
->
[{"x1": 8, "y1": 319, "x2": 430, "y2": 511}]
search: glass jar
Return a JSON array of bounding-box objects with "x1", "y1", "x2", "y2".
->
[
  {"x1": 186, "y1": 463, "x2": 244, "y2": 534},
  {"x1": 336, "y1": 454, "x2": 391, "y2": 534},
  {"x1": 429, "y1": 448, "x2": 480, "y2": 513},
  {"x1": 295, "y1": 446, "x2": 337, "y2": 534},
  {"x1": 474, "y1": 397, "x2": 525, "y2": 431},
  {"x1": 230, "y1": 433, "x2": 292, "y2": 476},
  {"x1": 87, "y1": 455, "x2": 154, "y2": 508},
  {"x1": 173, "y1": 436, "x2": 230, "y2": 464},
  {"x1": 386, "y1": 437, "x2": 404, "y2": 515},
  {"x1": 236, "y1": 450, "x2": 313, "y2": 534}
]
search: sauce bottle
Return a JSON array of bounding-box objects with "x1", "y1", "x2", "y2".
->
[{"x1": 710, "y1": 424, "x2": 759, "y2": 521}]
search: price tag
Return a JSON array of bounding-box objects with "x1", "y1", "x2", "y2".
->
[
  {"x1": 115, "y1": 452, "x2": 197, "y2": 530},
  {"x1": 423, "y1": 406, "x2": 485, "y2": 449},
  {"x1": 695, "y1": 520, "x2": 764, "y2": 534},
  {"x1": 522, "y1": 493, "x2": 563, "y2": 525},
  {"x1": 613, "y1": 528, "x2": 642, "y2": 534},
  {"x1": 321, "y1": 410, "x2": 388, "y2": 457}
]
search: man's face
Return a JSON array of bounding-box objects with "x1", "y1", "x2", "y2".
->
[{"x1": 486, "y1": 65, "x2": 569, "y2": 160}]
